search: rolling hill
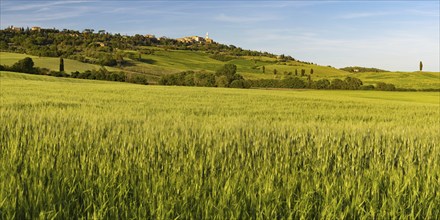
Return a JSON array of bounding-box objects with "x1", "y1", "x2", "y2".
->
[{"x1": 2, "y1": 51, "x2": 438, "y2": 89}]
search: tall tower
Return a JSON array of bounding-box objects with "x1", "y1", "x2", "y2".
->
[{"x1": 205, "y1": 32, "x2": 209, "y2": 40}]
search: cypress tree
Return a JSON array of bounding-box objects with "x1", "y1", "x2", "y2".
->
[{"x1": 59, "y1": 58, "x2": 64, "y2": 72}]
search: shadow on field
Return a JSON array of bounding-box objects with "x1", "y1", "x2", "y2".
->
[{"x1": 138, "y1": 58, "x2": 157, "y2": 64}]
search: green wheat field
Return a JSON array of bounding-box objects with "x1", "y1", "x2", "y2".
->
[{"x1": 1, "y1": 71, "x2": 439, "y2": 219}]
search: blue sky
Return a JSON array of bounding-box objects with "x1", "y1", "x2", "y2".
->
[{"x1": 1, "y1": 0, "x2": 439, "y2": 71}]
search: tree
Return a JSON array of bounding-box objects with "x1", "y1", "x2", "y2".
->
[
  {"x1": 115, "y1": 53, "x2": 125, "y2": 67},
  {"x1": 194, "y1": 72, "x2": 215, "y2": 87},
  {"x1": 230, "y1": 79, "x2": 250, "y2": 88},
  {"x1": 419, "y1": 61, "x2": 423, "y2": 72},
  {"x1": 130, "y1": 74, "x2": 149, "y2": 85},
  {"x1": 59, "y1": 57, "x2": 64, "y2": 72},
  {"x1": 184, "y1": 74, "x2": 195, "y2": 86},
  {"x1": 301, "y1": 69, "x2": 305, "y2": 76},
  {"x1": 295, "y1": 69, "x2": 298, "y2": 76},
  {"x1": 262, "y1": 66, "x2": 265, "y2": 73},
  {"x1": 216, "y1": 64, "x2": 237, "y2": 77},
  {"x1": 330, "y1": 79, "x2": 347, "y2": 90},
  {"x1": 273, "y1": 69, "x2": 277, "y2": 75},
  {"x1": 307, "y1": 75, "x2": 312, "y2": 88},
  {"x1": 376, "y1": 82, "x2": 396, "y2": 91},
  {"x1": 12, "y1": 57, "x2": 35, "y2": 73},
  {"x1": 281, "y1": 77, "x2": 306, "y2": 88},
  {"x1": 215, "y1": 75, "x2": 229, "y2": 87},
  {"x1": 215, "y1": 64, "x2": 244, "y2": 85},
  {"x1": 344, "y1": 77, "x2": 363, "y2": 90},
  {"x1": 314, "y1": 79, "x2": 330, "y2": 89},
  {"x1": 310, "y1": 68, "x2": 314, "y2": 74}
]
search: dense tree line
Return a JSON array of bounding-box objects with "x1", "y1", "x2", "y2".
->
[
  {"x1": 0, "y1": 27, "x2": 279, "y2": 66},
  {"x1": 158, "y1": 64, "x2": 402, "y2": 91},
  {"x1": 159, "y1": 64, "x2": 250, "y2": 88},
  {"x1": 249, "y1": 77, "x2": 366, "y2": 90}
]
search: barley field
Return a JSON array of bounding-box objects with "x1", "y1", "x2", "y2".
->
[{"x1": 1, "y1": 71, "x2": 439, "y2": 219}]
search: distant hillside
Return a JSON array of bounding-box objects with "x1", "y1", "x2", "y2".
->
[
  {"x1": 1, "y1": 26, "x2": 438, "y2": 89},
  {"x1": 0, "y1": 26, "x2": 283, "y2": 65},
  {"x1": 340, "y1": 66, "x2": 389, "y2": 73}
]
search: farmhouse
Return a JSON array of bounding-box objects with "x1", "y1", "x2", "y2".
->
[
  {"x1": 8, "y1": 26, "x2": 22, "y2": 32},
  {"x1": 31, "y1": 26, "x2": 41, "y2": 32},
  {"x1": 177, "y1": 36, "x2": 203, "y2": 43},
  {"x1": 95, "y1": 42, "x2": 105, "y2": 47},
  {"x1": 145, "y1": 34, "x2": 156, "y2": 39}
]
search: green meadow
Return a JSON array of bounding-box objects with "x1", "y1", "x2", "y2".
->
[
  {"x1": 0, "y1": 52, "x2": 119, "y2": 73},
  {"x1": 2, "y1": 51, "x2": 438, "y2": 89},
  {"x1": 1, "y1": 71, "x2": 439, "y2": 219},
  {"x1": 355, "y1": 71, "x2": 440, "y2": 90}
]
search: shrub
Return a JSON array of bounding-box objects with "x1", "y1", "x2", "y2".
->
[
  {"x1": 360, "y1": 85, "x2": 375, "y2": 90},
  {"x1": 49, "y1": 71, "x2": 67, "y2": 77},
  {"x1": 314, "y1": 79, "x2": 330, "y2": 89},
  {"x1": 249, "y1": 79, "x2": 280, "y2": 88},
  {"x1": 99, "y1": 55, "x2": 117, "y2": 66},
  {"x1": 209, "y1": 54, "x2": 234, "y2": 62},
  {"x1": 230, "y1": 79, "x2": 251, "y2": 88},
  {"x1": 109, "y1": 72, "x2": 126, "y2": 82},
  {"x1": 184, "y1": 73, "x2": 195, "y2": 86},
  {"x1": 344, "y1": 77, "x2": 363, "y2": 90},
  {"x1": 376, "y1": 82, "x2": 396, "y2": 91},
  {"x1": 194, "y1": 72, "x2": 215, "y2": 87},
  {"x1": 281, "y1": 77, "x2": 306, "y2": 89},
  {"x1": 330, "y1": 79, "x2": 347, "y2": 90},
  {"x1": 130, "y1": 74, "x2": 149, "y2": 85},
  {"x1": 215, "y1": 75, "x2": 229, "y2": 87}
]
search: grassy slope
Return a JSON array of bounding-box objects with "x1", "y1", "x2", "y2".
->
[
  {"x1": 2, "y1": 51, "x2": 439, "y2": 89},
  {"x1": 1, "y1": 70, "x2": 438, "y2": 104},
  {"x1": 355, "y1": 71, "x2": 440, "y2": 89},
  {"x1": 133, "y1": 49, "x2": 348, "y2": 79}
]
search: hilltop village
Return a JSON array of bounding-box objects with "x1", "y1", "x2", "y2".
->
[{"x1": 176, "y1": 33, "x2": 214, "y2": 44}]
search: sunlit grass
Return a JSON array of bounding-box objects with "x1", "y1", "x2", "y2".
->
[{"x1": 1, "y1": 71, "x2": 439, "y2": 219}]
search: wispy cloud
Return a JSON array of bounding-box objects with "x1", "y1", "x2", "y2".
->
[
  {"x1": 2, "y1": 0, "x2": 91, "y2": 11},
  {"x1": 339, "y1": 11, "x2": 393, "y2": 19},
  {"x1": 215, "y1": 13, "x2": 279, "y2": 23},
  {"x1": 339, "y1": 7, "x2": 439, "y2": 20},
  {"x1": 405, "y1": 9, "x2": 439, "y2": 17},
  {"x1": 1, "y1": 1, "x2": 95, "y2": 25}
]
